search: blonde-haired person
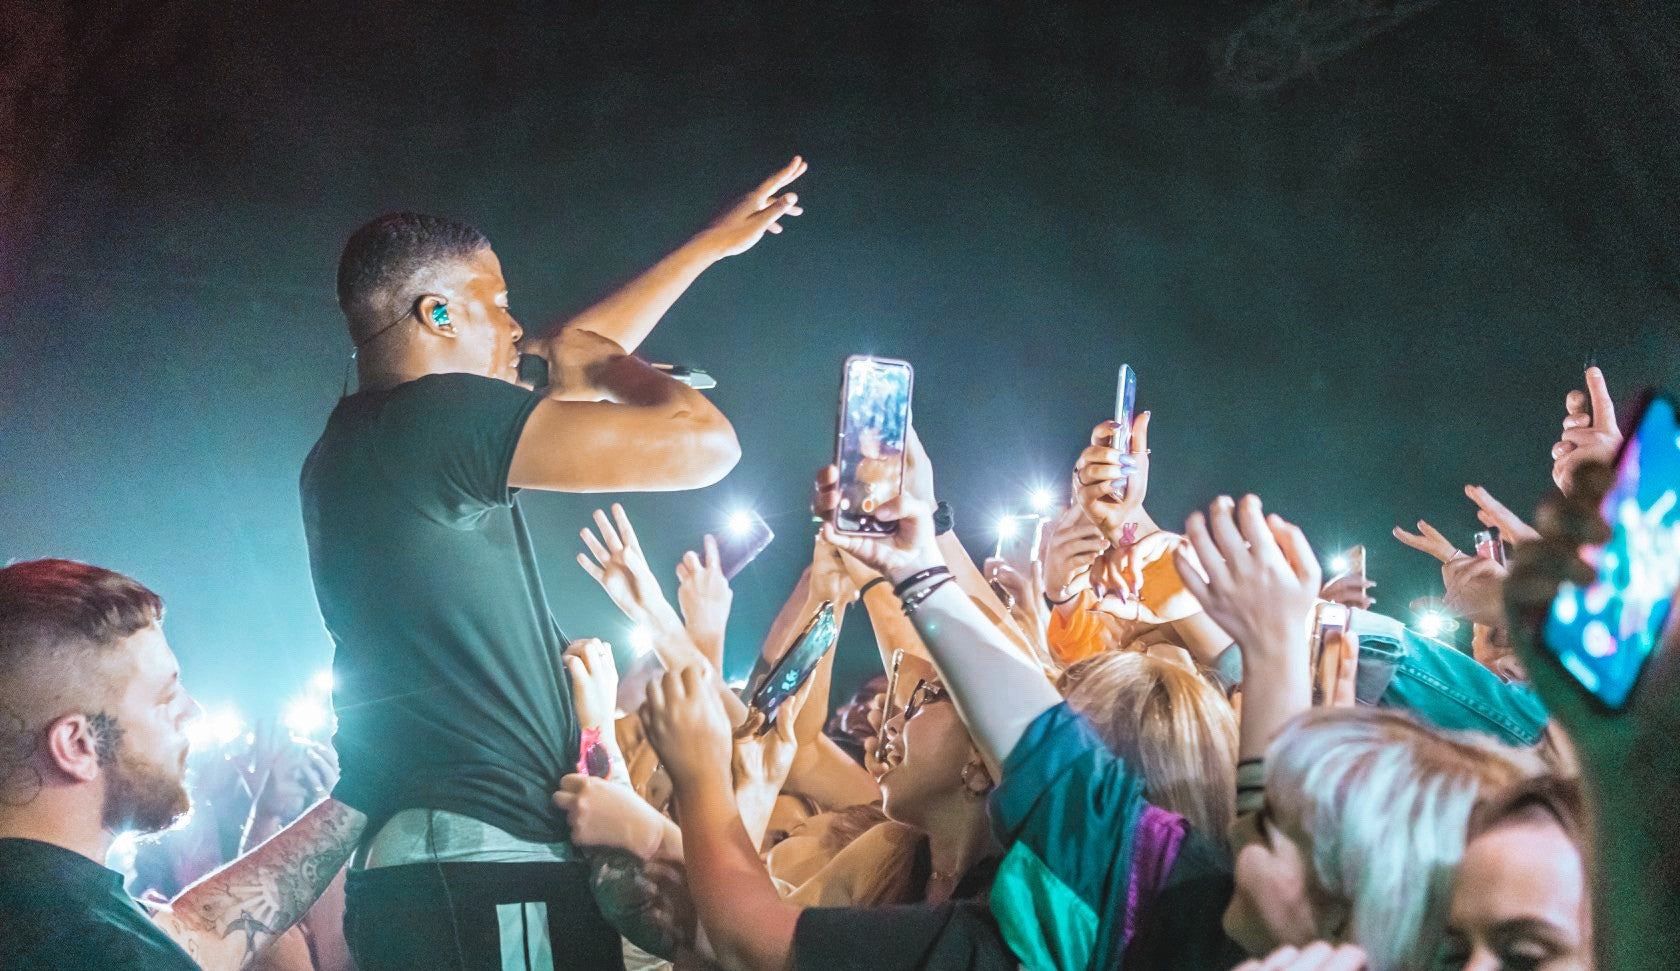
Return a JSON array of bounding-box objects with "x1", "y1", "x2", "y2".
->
[
  {"x1": 1058, "y1": 651, "x2": 1238, "y2": 844},
  {"x1": 1226, "y1": 707, "x2": 1536, "y2": 971}
]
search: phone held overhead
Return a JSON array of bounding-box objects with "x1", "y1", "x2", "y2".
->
[
  {"x1": 832, "y1": 355, "x2": 914, "y2": 535},
  {"x1": 1543, "y1": 391, "x2": 1680, "y2": 709}
]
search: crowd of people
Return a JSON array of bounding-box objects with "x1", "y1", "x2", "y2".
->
[{"x1": 0, "y1": 156, "x2": 1673, "y2": 971}]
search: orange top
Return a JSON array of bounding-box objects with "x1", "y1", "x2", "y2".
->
[{"x1": 1047, "y1": 589, "x2": 1107, "y2": 666}]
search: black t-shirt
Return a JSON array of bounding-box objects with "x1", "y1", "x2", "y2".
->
[
  {"x1": 792, "y1": 849, "x2": 1014, "y2": 971},
  {"x1": 301, "y1": 372, "x2": 577, "y2": 843},
  {"x1": 793, "y1": 901, "x2": 1016, "y2": 971},
  {"x1": 1123, "y1": 827, "x2": 1249, "y2": 971},
  {"x1": 0, "y1": 837, "x2": 199, "y2": 970}
]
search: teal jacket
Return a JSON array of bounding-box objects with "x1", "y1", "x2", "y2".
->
[
  {"x1": 987, "y1": 703, "x2": 1244, "y2": 971},
  {"x1": 1212, "y1": 608, "x2": 1549, "y2": 746}
]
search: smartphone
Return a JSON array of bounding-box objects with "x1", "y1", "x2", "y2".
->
[
  {"x1": 993, "y1": 514, "x2": 1046, "y2": 573},
  {"x1": 876, "y1": 649, "x2": 905, "y2": 759},
  {"x1": 1114, "y1": 364, "x2": 1137, "y2": 449},
  {"x1": 1310, "y1": 600, "x2": 1350, "y2": 670},
  {"x1": 1473, "y1": 529, "x2": 1506, "y2": 566},
  {"x1": 833, "y1": 356, "x2": 914, "y2": 534},
  {"x1": 713, "y1": 510, "x2": 774, "y2": 580},
  {"x1": 1543, "y1": 392, "x2": 1680, "y2": 709},
  {"x1": 747, "y1": 601, "x2": 839, "y2": 732},
  {"x1": 1103, "y1": 365, "x2": 1137, "y2": 503}
]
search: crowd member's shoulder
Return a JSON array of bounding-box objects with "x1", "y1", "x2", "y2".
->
[
  {"x1": 1125, "y1": 824, "x2": 1246, "y2": 971},
  {"x1": 2, "y1": 913, "x2": 199, "y2": 971}
]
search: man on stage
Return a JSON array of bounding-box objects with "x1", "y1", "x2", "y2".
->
[{"x1": 300, "y1": 158, "x2": 806, "y2": 970}]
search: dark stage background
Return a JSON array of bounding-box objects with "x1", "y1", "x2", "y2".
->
[{"x1": 2, "y1": 1, "x2": 1676, "y2": 716}]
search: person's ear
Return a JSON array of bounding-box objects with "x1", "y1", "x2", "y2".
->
[
  {"x1": 44, "y1": 713, "x2": 104, "y2": 783},
  {"x1": 416, "y1": 295, "x2": 455, "y2": 336}
]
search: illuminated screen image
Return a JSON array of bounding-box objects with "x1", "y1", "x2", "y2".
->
[
  {"x1": 750, "y1": 601, "x2": 839, "y2": 728},
  {"x1": 1545, "y1": 395, "x2": 1680, "y2": 708},
  {"x1": 835, "y1": 357, "x2": 912, "y2": 533}
]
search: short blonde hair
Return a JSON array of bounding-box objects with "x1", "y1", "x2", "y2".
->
[
  {"x1": 1266, "y1": 708, "x2": 1538, "y2": 971},
  {"x1": 1059, "y1": 651, "x2": 1238, "y2": 843}
]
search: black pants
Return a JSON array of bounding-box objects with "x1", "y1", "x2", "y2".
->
[{"x1": 344, "y1": 862, "x2": 625, "y2": 971}]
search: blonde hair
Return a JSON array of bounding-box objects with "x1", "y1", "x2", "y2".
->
[
  {"x1": 1059, "y1": 652, "x2": 1238, "y2": 844},
  {"x1": 1266, "y1": 708, "x2": 1538, "y2": 971}
]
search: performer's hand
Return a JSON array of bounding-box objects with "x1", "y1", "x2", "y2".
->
[
  {"x1": 537, "y1": 326, "x2": 627, "y2": 401},
  {"x1": 691, "y1": 156, "x2": 808, "y2": 259}
]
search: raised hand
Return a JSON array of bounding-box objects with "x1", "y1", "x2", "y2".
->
[
  {"x1": 1392, "y1": 518, "x2": 1461, "y2": 563},
  {"x1": 1318, "y1": 573, "x2": 1376, "y2": 609},
  {"x1": 252, "y1": 737, "x2": 338, "y2": 824},
  {"x1": 578, "y1": 503, "x2": 683, "y2": 633},
  {"x1": 810, "y1": 535, "x2": 862, "y2": 610},
  {"x1": 1440, "y1": 553, "x2": 1509, "y2": 629},
  {"x1": 676, "y1": 536, "x2": 733, "y2": 670},
  {"x1": 815, "y1": 428, "x2": 945, "y2": 585},
  {"x1": 1318, "y1": 546, "x2": 1375, "y2": 609},
  {"x1": 693, "y1": 156, "x2": 808, "y2": 258},
  {"x1": 1552, "y1": 366, "x2": 1624, "y2": 495},
  {"x1": 564, "y1": 638, "x2": 619, "y2": 734},
  {"x1": 1074, "y1": 414, "x2": 1151, "y2": 547},
  {"x1": 1464, "y1": 484, "x2": 1540, "y2": 545},
  {"x1": 1041, "y1": 501, "x2": 1108, "y2": 604},
  {"x1": 639, "y1": 665, "x2": 734, "y2": 794},
  {"x1": 985, "y1": 557, "x2": 1048, "y2": 629},
  {"x1": 1176, "y1": 495, "x2": 1323, "y2": 663},
  {"x1": 732, "y1": 680, "x2": 809, "y2": 796},
  {"x1": 1094, "y1": 529, "x2": 1205, "y2": 625}
]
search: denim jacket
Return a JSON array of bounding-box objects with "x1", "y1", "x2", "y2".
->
[{"x1": 1213, "y1": 608, "x2": 1547, "y2": 747}]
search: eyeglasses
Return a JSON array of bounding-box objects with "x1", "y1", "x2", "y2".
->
[{"x1": 903, "y1": 679, "x2": 947, "y2": 722}]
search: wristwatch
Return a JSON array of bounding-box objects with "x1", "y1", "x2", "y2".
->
[{"x1": 933, "y1": 500, "x2": 954, "y2": 536}]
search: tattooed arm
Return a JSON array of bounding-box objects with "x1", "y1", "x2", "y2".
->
[{"x1": 152, "y1": 797, "x2": 367, "y2": 971}]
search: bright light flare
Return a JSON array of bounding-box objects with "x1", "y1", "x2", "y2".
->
[
  {"x1": 1328, "y1": 555, "x2": 1350, "y2": 575},
  {"x1": 1029, "y1": 488, "x2": 1056, "y2": 513},
  {"x1": 283, "y1": 697, "x2": 331, "y2": 738},
  {"x1": 187, "y1": 707, "x2": 247, "y2": 751},
  {"x1": 310, "y1": 669, "x2": 334, "y2": 695},
  {"x1": 628, "y1": 626, "x2": 654, "y2": 656},
  {"x1": 1415, "y1": 610, "x2": 1446, "y2": 638},
  {"x1": 997, "y1": 516, "x2": 1020, "y2": 539},
  {"x1": 726, "y1": 510, "x2": 755, "y2": 538}
]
